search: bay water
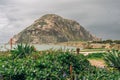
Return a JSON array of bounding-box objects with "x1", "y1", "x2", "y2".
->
[{"x1": 0, "y1": 43, "x2": 76, "y2": 51}]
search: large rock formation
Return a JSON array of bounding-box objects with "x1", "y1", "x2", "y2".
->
[{"x1": 12, "y1": 14, "x2": 100, "y2": 44}]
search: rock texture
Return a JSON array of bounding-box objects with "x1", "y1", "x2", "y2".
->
[{"x1": 12, "y1": 14, "x2": 100, "y2": 44}]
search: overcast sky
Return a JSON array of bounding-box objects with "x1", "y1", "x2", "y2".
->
[{"x1": 0, "y1": 0, "x2": 120, "y2": 43}]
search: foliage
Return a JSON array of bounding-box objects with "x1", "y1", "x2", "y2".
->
[
  {"x1": 0, "y1": 51, "x2": 11, "y2": 57},
  {"x1": 104, "y1": 49, "x2": 120, "y2": 70},
  {"x1": 77, "y1": 66, "x2": 120, "y2": 80},
  {"x1": 114, "y1": 40, "x2": 120, "y2": 44},
  {"x1": 92, "y1": 39, "x2": 120, "y2": 44},
  {"x1": 0, "y1": 49, "x2": 90, "y2": 80},
  {"x1": 56, "y1": 51, "x2": 90, "y2": 74},
  {"x1": 86, "y1": 52, "x2": 105, "y2": 59},
  {"x1": 10, "y1": 43, "x2": 35, "y2": 59},
  {"x1": 0, "y1": 48, "x2": 120, "y2": 80}
]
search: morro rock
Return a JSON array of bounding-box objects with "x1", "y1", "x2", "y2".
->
[{"x1": 12, "y1": 14, "x2": 100, "y2": 44}]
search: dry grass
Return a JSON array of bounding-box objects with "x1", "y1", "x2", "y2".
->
[{"x1": 88, "y1": 59, "x2": 106, "y2": 68}]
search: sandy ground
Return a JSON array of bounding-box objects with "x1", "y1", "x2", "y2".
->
[{"x1": 88, "y1": 59, "x2": 106, "y2": 68}]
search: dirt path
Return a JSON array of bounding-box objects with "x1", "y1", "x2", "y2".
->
[{"x1": 88, "y1": 59, "x2": 106, "y2": 68}]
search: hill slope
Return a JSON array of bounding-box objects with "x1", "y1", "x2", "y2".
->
[{"x1": 12, "y1": 14, "x2": 100, "y2": 44}]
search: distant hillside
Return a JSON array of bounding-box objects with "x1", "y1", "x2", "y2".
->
[{"x1": 12, "y1": 14, "x2": 100, "y2": 44}]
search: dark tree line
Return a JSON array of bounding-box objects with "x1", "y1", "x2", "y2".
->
[{"x1": 92, "y1": 39, "x2": 120, "y2": 44}]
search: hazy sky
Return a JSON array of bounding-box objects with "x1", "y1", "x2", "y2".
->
[{"x1": 0, "y1": 0, "x2": 120, "y2": 43}]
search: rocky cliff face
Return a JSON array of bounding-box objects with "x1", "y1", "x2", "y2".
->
[{"x1": 12, "y1": 14, "x2": 100, "y2": 44}]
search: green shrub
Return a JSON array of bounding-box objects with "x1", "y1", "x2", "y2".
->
[
  {"x1": 34, "y1": 50, "x2": 90, "y2": 79},
  {"x1": 1, "y1": 50, "x2": 90, "y2": 80},
  {"x1": 1, "y1": 49, "x2": 120, "y2": 80},
  {"x1": 104, "y1": 49, "x2": 120, "y2": 70},
  {"x1": 11, "y1": 43, "x2": 35, "y2": 59},
  {"x1": 77, "y1": 66, "x2": 120, "y2": 80},
  {"x1": 86, "y1": 53, "x2": 105, "y2": 59}
]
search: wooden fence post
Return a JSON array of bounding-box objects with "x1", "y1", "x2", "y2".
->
[
  {"x1": 10, "y1": 38, "x2": 13, "y2": 50},
  {"x1": 76, "y1": 48, "x2": 80, "y2": 54}
]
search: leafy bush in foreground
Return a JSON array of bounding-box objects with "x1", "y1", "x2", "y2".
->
[
  {"x1": 104, "y1": 49, "x2": 120, "y2": 70},
  {"x1": 11, "y1": 43, "x2": 35, "y2": 59},
  {"x1": 77, "y1": 66, "x2": 120, "y2": 80},
  {"x1": 0, "y1": 50, "x2": 90, "y2": 80},
  {"x1": 0, "y1": 49, "x2": 120, "y2": 80}
]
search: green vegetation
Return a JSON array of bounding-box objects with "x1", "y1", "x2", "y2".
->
[
  {"x1": 86, "y1": 52, "x2": 105, "y2": 59},
  {"x1": 92, "y1": 39, "x2": 120, "y2": 44},
  {"x1": 11, "y1": 43, "x2": 35, "y2": 59},
  {"x1": 0, "y1": 44, "x2": 120, "y2": 80},
  {"x1": 0, "y1": 48, "x2": 91, "y2": 80},
  {"x1": 77, "y1": 66, "x2": 120, "y2": 80},
  {"x1": 104, "y1": 49, "x2": 120, "y2": 70}
]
